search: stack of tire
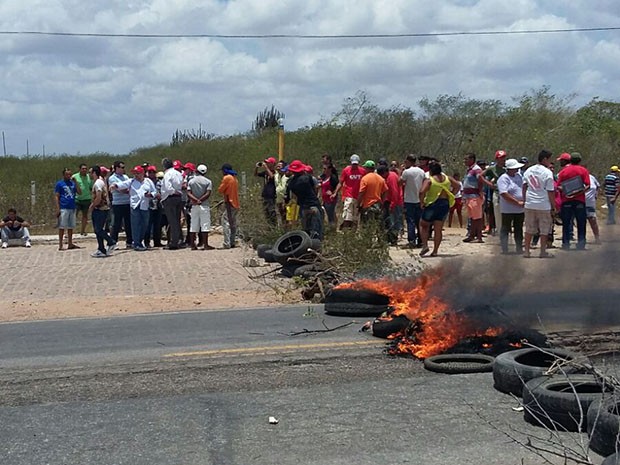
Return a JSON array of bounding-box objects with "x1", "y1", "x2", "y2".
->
[
  {"x1": 323, "y1": 288, "x2": 391, "y2": 317},
  {"x1": 256, "y1": 231, "x2": 322, "y2": 278},
  {"x1": 492, "y1": 347, "x2": 619, "y2": 461}
]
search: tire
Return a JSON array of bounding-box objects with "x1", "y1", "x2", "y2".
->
[
  {"x1": 372, "y1": 316, "x2": 410, "y2": 339},
  {"x1": 324, "y1": 288, "x2": 390, "y2": 306},
  {"x1": 324, "y1": 302, "x2": 389, "y2": 317},
  {"x1": 523, "y1": 375, "x2": 610, "y2": 432},
  {"x1": 271, "y1": 231, "x2": 312, "y2": 263},
  {"x1": 423, "y1": 354, "x2": 495, "y2": 374},
  {"x1": 262, "y1": 249, "x2": 277, "y2": 263},
  {"x1": 602, "y1": 453, "x2": 619, "y2": 465},
  {"x1": 280, "y1": 264, "x2": 300, "y2": 278},
  {"x1": 492, "y1": 348, "x2": 579, "y2": 397},
  {"x1": 588, "y1": 397, "x2": 620, "y2": 457},
  {"x1": 256, "y1": 244, "x2": 271, "y2": 259},
  {"x1": 310, "y1": 238, "x2": 322, "y2": 251},
  {"x1": 293, "y1": 264, "x2": 324, "y2": 277}
]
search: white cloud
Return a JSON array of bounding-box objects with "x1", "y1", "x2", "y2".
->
[{"x1": 0, "y1": 0, "x2": 618, "y2": 154}]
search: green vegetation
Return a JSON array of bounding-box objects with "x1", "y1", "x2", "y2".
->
[{"x1": 1, "y1": 87, "x2": 619, "y2": 241}]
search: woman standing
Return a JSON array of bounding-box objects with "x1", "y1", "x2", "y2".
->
[
  {"x1": 419, "y1": 162, "x2": 460, "y2": 257},
  {"x1": 320, "y1": 164, "x2": 339, "y2": 227}
]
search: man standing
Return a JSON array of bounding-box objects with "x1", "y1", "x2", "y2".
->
[
  {"x1": 54, "y1": 168, "x2": 80, "y2": 251},
  {"x1": 187, "y1": 164, "x2": 214, "y2": 250},
  {"x1": 255, "y1": 156, "x2": 277, "y2": 225},
  {"x1": 557, "y1": 152, "x2": 590, "y2": 250},
  {"x1": 1, "y1": 208, "x2": 31, "y2": 248},
  {"x1": 400, "y1": 154, "x2": 425, "y2": 247},
  {"x1": 462, "y1": 153, "x2": 484, "y2": 243},
  {"x1": 108, "y1": 160, "x2": 132, "y2": 248},
  {"x1": 358, "y1": 161, "x2": 388, "y2": 224},
  {"x1": 161, "y1": 159, "x2": 185, "y2": 250},
  {"x1": 218, "y1": 163, "x2": 240, "y2": 249},
  {"x1": 382, "y1": 163, "x2": 404, "y2": 245},
  {"x1": 604, "y1": 165, "x2": 620, "y2": 225},
  {"x1": 522, "y1": 150, "x2": 556, "y2": 258},
  {"x1": 331, "y1": 154, "x2": 366, "y2": 229},
  {"x1": 497, "y1": 159, "x2": 525, "y2": 254},
  {"x1": 482, "y1": 150, "x2": 507, "y2": 235},
  {"x1": 285, "y1": 160, "x2": 324, "y2": 240},
  {"x1": 88, "y1": 166, "x2": 116, "y2": 258},
  {"x1": 110, "y1": 166, "x2": 156, "y2": 251},
  {"x1": 71, "y1": 163, "x2": 93, "y2": 236},
  {"x1": 144, "y1": 166, "x2": 163, "y2": 248}
]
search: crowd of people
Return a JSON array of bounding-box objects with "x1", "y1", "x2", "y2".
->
[{"x1": 2, "y1": 149, "x2": 617, "y2": 259}]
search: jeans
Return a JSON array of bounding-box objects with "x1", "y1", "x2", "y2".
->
[
  {"x1": 404, "y1": 202, "x2": 422, "y2": 245},
  {"x1": 561, "y1": 200, "x2": 587, "y2": 249},
  {"x1": 162, "y1": 196, "x2": 184, "y2": 247},
  {"x1": 145, "y1": 208, "x2": 163, "y2": 246},
  {"x1": 500, "y1": 213, "x2": 524, "y2": 253},
  {"x1": 302, "y1": 206, "x2": 324, "y2": 240},
  {"x1": 111, "y1": 204, "x2": 132, "y2": 245},
  {"x1": 385, "y1": 204, "x2": 403, "y2": 245},
  {"x1": 323, "y1": 202, "x2": 337, "y2": 225},
  {"x1": 221, "y1": 204, "x2": 238, "y2": 248},
  {"x1": 130, "y1": 208, "x2": 150, "y2": 248},
  {"x1": 1, "y1": 226, "x2": 30, "y2": 244},
  {"x1": 263, "y1": 198, "x2": 277, "y2": 225},
  {"x1": 92, "y1": 209, "x2": 115, "y2": 254},
  {"x1": 606, "y1": 196, "x2": 616, "y2": 224}
]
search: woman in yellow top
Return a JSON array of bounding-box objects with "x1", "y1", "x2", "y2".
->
[{"x1": 419, "y1": 162, "x2": 460, "y2": 257}]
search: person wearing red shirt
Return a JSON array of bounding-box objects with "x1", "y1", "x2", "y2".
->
[
  {"x1": 358, "y1": 161, "x2": 388, "y2": 224},
  {"x1": 382, "y1": 165, "x2": 404, "y2": 245},
  {"x1": 331, "y1": 154, "x2": 366, "y2": 229},
  {"x1": 556, "y1": 152, "x2": 590, "y2": 250}
]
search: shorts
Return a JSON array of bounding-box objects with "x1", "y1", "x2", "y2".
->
[
  {"x1": 586, "y1": 206, "x2": 597, "y2": 219},
  {"x1": 422, "y1": 198, "x2": 450, "y2": 223},
  {"x1": 190, "y1": 205, "x2": 211, "y2": 232},
  {"x1": 58, "y1": 209, "x2": 77, "y2": 230},
  {"x1": 524, "y1": 208, "x2": 553, "y2": 235},
  {"x1": 450, "y1": 197, "x2": 463, "y2": 212},
  {"x1": 465, "y1": 196, "x2": 484, "y2": 220},
  {"x1": 342, "y1": 197, "x2": 360, "y2": 222},
  {"x1": 76, "y1": 199, "x2": 91, "y2": 214}
]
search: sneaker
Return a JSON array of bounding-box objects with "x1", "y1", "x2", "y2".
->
[
  {"x1": 106, "y1": 242, "x2": 118, "y2": 255},
  {"x1": 25, "y1": 241, "x2": 31, "y2": 248},
  {"x1": 1, "y1": 242, "x2": 7, "y2": 249},
  {"x1": 134, "y1": 245, "x2": 147, "y2": 252},
  {"x1": 91, "y1": 250, "x2": 107, "y2": 258}
]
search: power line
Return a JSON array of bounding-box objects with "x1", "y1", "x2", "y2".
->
[{"x1": 0, "y1": 26, "x2": 618, "y2": 39}]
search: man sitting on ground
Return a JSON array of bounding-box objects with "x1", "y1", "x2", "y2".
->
[{"x1": 1, "y1": 208, "x2": 32, "y2": 248}]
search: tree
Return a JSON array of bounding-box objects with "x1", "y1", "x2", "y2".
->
[{"x1": 253, "y1": 106, "x2": 285, "y2": 133}]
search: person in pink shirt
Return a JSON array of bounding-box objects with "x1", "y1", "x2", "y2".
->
[{"x1": 331, "y1": 154, "x2": 366, "y2": 229}]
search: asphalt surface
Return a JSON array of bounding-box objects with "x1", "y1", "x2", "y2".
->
[{"x1": 0, "y1": 306, "x2": 612, "y2": 465}]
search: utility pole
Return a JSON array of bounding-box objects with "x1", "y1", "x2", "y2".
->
[
  {"x1": 26, "y1": 139, "x2": 29, "y2": 156},
  {"x1": 2, "y1": 131, "x2": 5, "y2": 156}
]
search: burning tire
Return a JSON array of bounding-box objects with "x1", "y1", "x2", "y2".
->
[
  {"x1": 372, "y1": 316, "x2": 410, "y2": 339},
  {"x1": 492, "y1": 348, "x2": 579, "y2": 397},
  {"x1": 324, "y1": 288, "x2": 390, "y2": 306},
  {"x1": 256, "y1": 244, "x2": 271, "y2": 259},
  {"x1": 587, "y1": 397, "x2": 620, "y2": 457},
  {"x1": 523, "y1": 375, "x2": 610, "y2": 432},
  {"x1": 602, "y1": 453, "x2": 619, "y2": 465},
  {"x1": 423, "y1": 353, "x2": 495, "y2": 374},
  {"x1": 271, "y1": 231, "x2": 312, "y2": 264},
  {"x1": 324, "y1": 302, "x2": 389, "y2": 317}
]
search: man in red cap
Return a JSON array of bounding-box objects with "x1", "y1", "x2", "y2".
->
[
  {"x1": 255, "y1": 156, "x2": 277, "y2": 225},
  {"x1": 161, "y1": 158, "x2": 185, "y2": 249},
  {"x1": 481, "y1": 150, "x2": 507, "y2": 235},
  {"x1": 182, "y1": 162, "x2": 196, "y2": 245},
  {"x1": 144, "y1": 165, "x2": 164, "y2": 248},
  {"x1": 285, "y1": 160, "x2": 323, "y2": 240},
  {"x1": 557, "y1": 152, "x2": 590, "y2": 250}
]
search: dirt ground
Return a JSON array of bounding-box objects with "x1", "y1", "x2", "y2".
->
[{"x1": 1, "y1": 224, "x2": 614, "y2": 323}]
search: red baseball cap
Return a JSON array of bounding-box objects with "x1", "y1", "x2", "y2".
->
[
  {"x1": 100, "y1": 166, "x2": 110, "y2": 174},
  {"x1": 146, "y1": 165, "x2": 157, "y2": 172},
  {"x1": 184, "y1": 162, "x2": 196, "y2": 171},
  {"x1": 287, "y1": 160, "x2": 305, "y2": 173},
  {"x1": 495, "y1": 150, "x2": 507, "y2": 159},
  {"x1": 557, "y1": 153, "x2": 571, "y2": 161},
  {"x1": 132, "y1": 165, "x2": 145, "y2": 174},
  {"x1": 264, "y1": 156, "x2": 277, "y2": 164},
  {"x1": 172, "y1": 160, "x2": 183, "y2": 169}
]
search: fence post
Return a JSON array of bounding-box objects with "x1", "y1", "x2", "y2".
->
[{"x1": 241, "y1": 171, "x2": 247, "y2": 197}]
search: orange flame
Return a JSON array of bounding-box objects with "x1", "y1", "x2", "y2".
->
[{"x1": 336, "y1": 273, "x2": 504, "y2": 358}]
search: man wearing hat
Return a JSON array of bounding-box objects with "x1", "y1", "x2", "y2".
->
[
  {"x1": 285, "y1": 160, "x2": 323, "y2": 240},
  {"x1": 604, "y1": 165, "x2": 620, "y2": 224},
  {"x1": 481, "y1": 150, "x2": 508, "y2": 234},
  {"x1": 144, "y1": 166, "x2": 164, "y2": 248},
  {"x1": 161, "y1": 158, "x2": 185, "y2": 249},
  {"x1": 255, "y1": 156, "x2": 277, "y2": 225},
  {"x1": 557, "y1": 152, "x2": 590, "y2": 250},
  {"x1": 187, "y1": 164, "x2": 214, "y2": 250},
  {"x1": 331, "y1": 154, "x2": 366, "y2": 229}
]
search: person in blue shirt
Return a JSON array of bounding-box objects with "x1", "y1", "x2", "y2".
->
[{"x1": 54, "y1": 168, "x2": 80, "y2": 251}]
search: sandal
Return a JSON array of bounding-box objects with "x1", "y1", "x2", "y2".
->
[
  {"x1": 419, "y1": 247, "x2": 430, "y2": 257},
  {"x1": 68, "y1": 244, "x2": 81, "y2": 250}
]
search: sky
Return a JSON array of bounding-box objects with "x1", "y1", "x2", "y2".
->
[{"x1": 0, "y1": 0, "x2": 619, "y2": 156}]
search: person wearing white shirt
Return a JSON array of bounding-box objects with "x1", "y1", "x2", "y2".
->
[
  {"x1": 400, "y1": 154, "x2": 426, "y2": 247},
  {"x1": 497, "y1": 159, "x2": 525, "y2": 254},
  {"x1": 161, "y1": 159, "x2": 185, "y2": 249},
  {"x1": 586, "y1": 173, "x2": 601, "y2": 244}
]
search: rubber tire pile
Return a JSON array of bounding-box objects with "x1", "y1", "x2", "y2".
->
[
  {"x1": 323, "y1": 287, "x2": 620, "y2": 462},
  {"x1": 256, "y1": 230, "x2": 326, "y2": 279}
]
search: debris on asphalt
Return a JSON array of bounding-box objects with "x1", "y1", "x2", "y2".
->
[{"x1": 269, "y1": 416, "x2": 279, "y2": 425}]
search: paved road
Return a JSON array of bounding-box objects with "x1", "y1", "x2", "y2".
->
[{"x1": 0, "y1": 307, "x2": 605, "y2": 465}]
